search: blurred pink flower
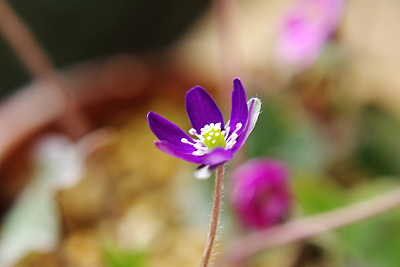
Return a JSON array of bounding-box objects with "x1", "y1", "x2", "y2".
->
[
  {"x1": 230, "y1": 159, "x2": 291, "y2": 229},
  {"x1": 276, "y1": 0, "x2": 343, "y2": 67}
]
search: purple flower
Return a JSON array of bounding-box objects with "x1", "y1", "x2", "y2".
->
[
  {"x1": 147, "y1": 78, "x2": 261, "y2": 179},
  {"x1": 230, "y1": 159, "x2": 291, "y2": 229},
  {"x1": 276, "y1": 0, "x2": 343, "y2": 67}
]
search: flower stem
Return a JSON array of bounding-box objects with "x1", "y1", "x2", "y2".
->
[
  {"x1": 219, "y1": 185, "x2": 400, "y2": 265},
  {"x1": 201, "y1": 164, "x2": 225, "y2": 267}
]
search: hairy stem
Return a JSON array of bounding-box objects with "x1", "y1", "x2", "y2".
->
[
  {"x1": 219, "y1": 186, "x2": 400, "y2": 265},
  {"x1": 201, "y1": 164, "x2": 225, "y2": 267}
]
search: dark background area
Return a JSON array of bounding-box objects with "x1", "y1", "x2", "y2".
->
[{"x1": 0, "y1": 0, "x2": 211, "y2": 98}]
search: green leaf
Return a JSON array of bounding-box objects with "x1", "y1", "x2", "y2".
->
[
  {"x1": 293, "y1": 174, "x2": 349, "y2": 215},
  {"x1": 354, "y1": 105, "x2": 400, "y2": 177},
  {"x1": 103, "y1": 246, "x2": 148, "y2": 267},
  {"x1": 335, "y1": 180, "x2": 400, "y2": 266},
  {"x1": 248, "y1": 96, "x2": 328, "y2": 173},
  {"x1": 0, "y1": 135, "x2": 85, "y2": 267},
  {"x1": 295, "y1": 176, "x2": 400, "y2": 267}
]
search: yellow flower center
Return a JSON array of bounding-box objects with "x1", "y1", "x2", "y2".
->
[
  {"x1": 201, "y1": 123, "x2": 226, "y2": 149},
  {"x1": 181, "y1": 122, "x2": 242, "y2": 156}
]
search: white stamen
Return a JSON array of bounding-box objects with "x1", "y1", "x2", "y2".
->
[
  {"x1": 189, "y1": 128, "x2": 197, "y2": 135},
  {"x1": 193, "y1": 150, "x2": 206, "y2": 156},
  {"x1": 181, "y1": 138, "x2": 195, "y2": 145},
  {"x1": 224, "y1": 126, "x2": 231, "y2": 137},
  {"x1": 188, "y1": 128, "x2": 205, "y2": 141},
  {"x1": 182, "y1": 122, "x2": 243, "y2": 156},
  {"x1": 225, "y1": 123, "x2": 243, "y2": 149},
  {"x1": 226, "y1": 139, "x2": 237, "y2": 148},
  {"x1": 194, "y1": 143, "x2": 205, "y2": 150}
]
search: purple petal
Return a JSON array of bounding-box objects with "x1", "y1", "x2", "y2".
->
[
  {"x1": 232, "y1": 97, "x2": 262, "y2": 152},
  {"x1": 147, "y1": 111, "x2": 194, "y2": 153},
  {"x1": 155, "y1": 141, "x2": 203, "y2": 164},
  {"x1": 203, "y1": 147, "x2": 234, "y2": 166},
  {"x1": 229, "y1": 78, "x2": 248, "y2": 136},
  {"x1": 185, "y1": 86, "x2": 224, "y2": 132}
]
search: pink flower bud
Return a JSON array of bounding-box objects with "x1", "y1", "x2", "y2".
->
[
  {"x1": 276, "y1": 0, "x2": 343, "y2": 67},
  {"x1": 230, "y1": 159, "x2": 291, "y2": 229}
]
